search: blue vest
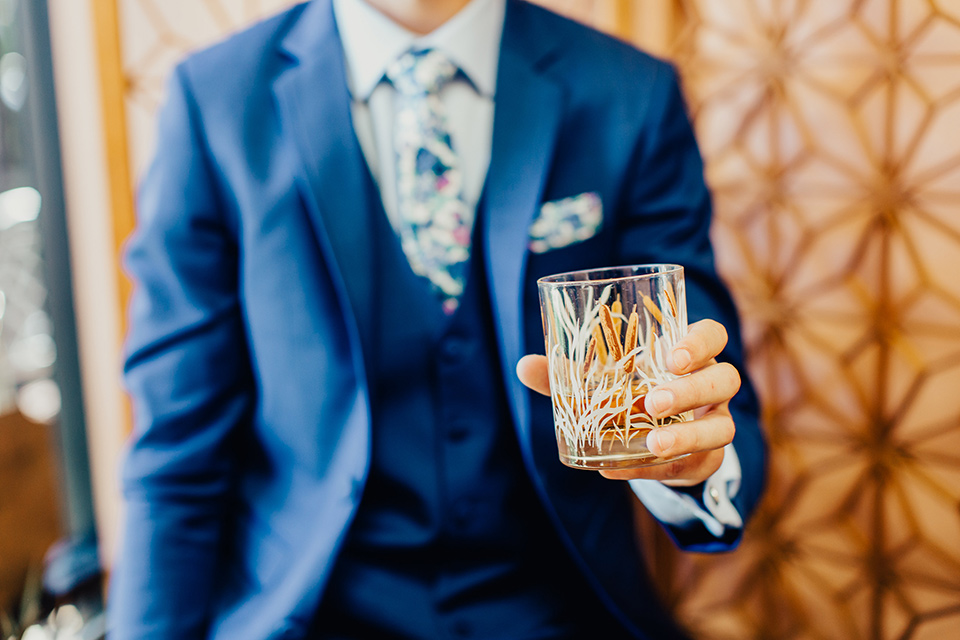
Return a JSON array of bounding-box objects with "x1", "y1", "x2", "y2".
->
[{"x1": 311, "y1": 203, "x2": 626, "y2": 638}]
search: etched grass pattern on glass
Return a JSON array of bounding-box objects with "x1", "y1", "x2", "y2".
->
[{"x1": 538, "y1": 265, "x2": 692, "y2": 470}]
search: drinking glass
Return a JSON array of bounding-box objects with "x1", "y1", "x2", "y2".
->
[{"x1": 538, "y1": 264, "x2": 692, "y2": 470}]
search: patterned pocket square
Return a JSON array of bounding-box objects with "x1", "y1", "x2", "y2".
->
[{"x1": 528, "y1": 192, "x2": 603, "y2": 254}]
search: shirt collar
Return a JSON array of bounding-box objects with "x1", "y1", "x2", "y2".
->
[{"x1": 332, "y1": 0, "x2": 505, "y2": 101}]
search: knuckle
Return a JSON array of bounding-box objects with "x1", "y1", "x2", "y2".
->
[
  {"x1": 674, "y1": 375, "x2": 705, "y2": 407},
  {"x1": 668, "y1": 424, "x2": 699, "y2": 455},
  {"x1": 685, "y1": 320, "x2": 728, "y2": 362},
  {"x1": 684, "y1": 425, "x2": 702, "y2": 452},
  {"x1": 695, "y1": 331, "x2": 714, "y2": 361},
  {"x1": 699, "y1": 320, "x2": 727, "y2": 359},
  {"x1": 711, "y1": 320, "x2": 729, "y2": 346},
  {"x1": 719, "y1": 362, "x2": 741, "y2": 393},
  {"x1": 719, "y1": 415, "x2": 736, "y2": 442}
]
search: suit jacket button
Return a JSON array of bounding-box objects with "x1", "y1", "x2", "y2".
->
[
  {"x1": 452, "y1": 501, "x2": 473, "y2": 529},
  {"x1": 448, "y1": 422, "x2": 470, "y2": 442},
  {"x1": 452, "y1": 619, "x2": 473, "y2": 637},
  {"x1": 440, "y1": 337, "x2": 469, "y2": 361}
]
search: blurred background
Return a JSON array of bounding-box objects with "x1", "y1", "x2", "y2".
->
[{"x1": 1, "y1": 0, "x2": 958, "y2": 638}]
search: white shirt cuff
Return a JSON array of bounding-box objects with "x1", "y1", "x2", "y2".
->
[{"x1": 628, "y1": 443, "x2": 743, "y2": 538}]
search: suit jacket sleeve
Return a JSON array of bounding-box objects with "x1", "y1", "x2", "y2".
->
[
  {"x1": 616, "y1": 62, "x2": 767, "y2": 551},
  {"x1": 108, "y1": 63, "x2": 253, "y2": 639}
]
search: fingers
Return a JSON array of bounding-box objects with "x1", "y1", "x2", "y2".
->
[
  {"x1": 519, "y1": 319, "x2": 734, "y2": 404},
  {"x1": 645, "y1": 361, "x2": 741, "y2": 419},
  {"x1": 516, "y1": 354, "x2": 551, "y2": 396},
  {"x1": 669, "y1": 319, "x2": 728, "y2": 375},
  {"x1": 598, "y1": 405, "x2": 734, "y2": 485},
  {"x1": 645, "y1": 408, "x2": 735, "y2": 459},
  {"x1": 526, "y1": 317, "x2": 738, "y2": 487},
  {"x1": 599, "y1": 446, "x2": 725, "y2": 486},
  {"x1": 598, "y1": 400, "x2": 736, "y2": 485}
]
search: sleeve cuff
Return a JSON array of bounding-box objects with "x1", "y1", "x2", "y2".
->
[{"x1": 628, "y1": 443, "x2": 743, "y2": 538}]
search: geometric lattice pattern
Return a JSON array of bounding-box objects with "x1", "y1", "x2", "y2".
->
[
  {"x1": 113, "y1": 1, "x2": 960, "y2": 638},
  {"x1": 645, "y1": 2, "x2": 960, "y2": 638}
]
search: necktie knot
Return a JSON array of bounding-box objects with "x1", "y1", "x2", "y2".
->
[
  {"x1": 387, "y1": 48, "x2": 472, "y2": 314},
  {"x1": 386, "y1": 48, "x2": 458, "y2": 96}
]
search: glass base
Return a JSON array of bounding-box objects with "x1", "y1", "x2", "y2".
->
[
  {"x1": 559, "y1": 450, "x2": 689, "y2": 470},
  {"x1": 557, "y1": 425, "x2": 690, "y2": 470}
]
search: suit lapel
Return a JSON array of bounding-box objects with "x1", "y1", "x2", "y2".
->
[
  {"x1": 274, "y1": 0, "x2": 568, "y2": 443},
  {"x1": 273, "y1": 0, "x2": 378, "y2": 358},
  {"x1": 482, "y1": 0, "x2": 564, "y2": 451}
]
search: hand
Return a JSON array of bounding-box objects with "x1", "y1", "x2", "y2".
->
[{"x1": 516, "y1": 319, "x2": 740, "y2": 487}]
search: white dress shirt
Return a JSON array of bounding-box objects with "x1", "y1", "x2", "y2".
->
[
  {"x1": 332, "y1": 0, "x2": 743, "y2": 537},
  {"x1": 333, "y1": 0, "x2": 501, "y2": 229}
]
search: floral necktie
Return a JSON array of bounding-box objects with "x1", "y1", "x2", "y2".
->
[{"x1": 386, "y1": 48, "x2": 473, "y2": 315}]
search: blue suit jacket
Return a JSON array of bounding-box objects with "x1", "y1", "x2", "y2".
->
[{"x1": 111, "y1": 1, "x2": 766, "y2": 638}]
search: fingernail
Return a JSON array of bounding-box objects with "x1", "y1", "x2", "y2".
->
[
  {"x1": 672, "y1": 348, "x2": 691, "y2": 372},
  {"x1": 650, "y1": 430, "x2": 676, "y2": 456},
  {"x1": 647, "y1": 389, "x2": 673, "y2": 415}
]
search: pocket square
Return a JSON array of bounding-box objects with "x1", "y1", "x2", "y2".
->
[{"x1": 528, "y1": 192, "x2": 602, "y2": 254}]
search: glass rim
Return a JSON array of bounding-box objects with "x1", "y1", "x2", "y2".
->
[{"x1": 537, "y1": 263, "x2": 684, "y2": 287}]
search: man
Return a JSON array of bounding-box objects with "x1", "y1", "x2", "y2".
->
[{"x1": 110, "y1": 0, "x2": 766, "y2": 637}]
